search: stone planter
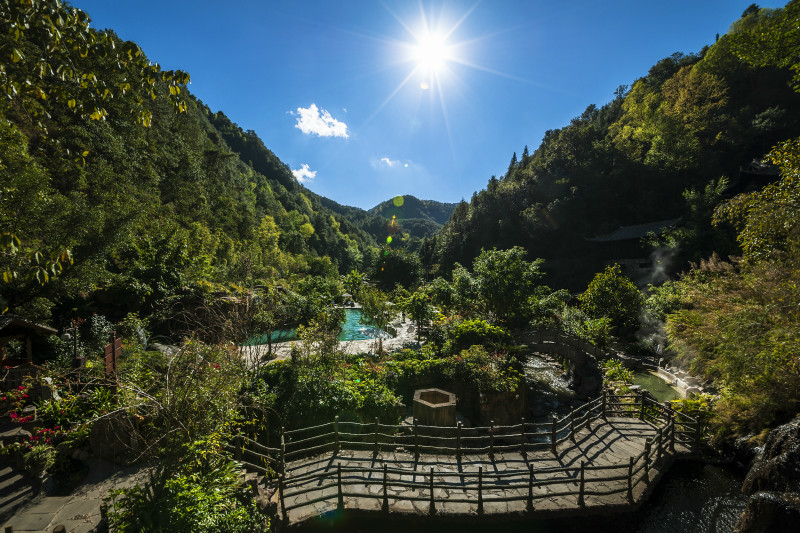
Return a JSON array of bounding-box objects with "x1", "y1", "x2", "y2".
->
[{"x1": 412, "y1": 388, "x2": 456, "y2": 427}]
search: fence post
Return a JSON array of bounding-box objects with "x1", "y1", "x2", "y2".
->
[
  {"x1": 551, "y1": 414, "x2": 558, "y2": 455},
  {"x1": 602, "y1": 390, "x2": 607, "y2": 421},
  {"x1": 334, "y1": 415, "x2": 340, "y2": 452},
  {"x1": 578, "y1": 461, "x2": 585, "y2": 507},
  {"x1": 656, "y1": 427, "x2": 662, "y2": 462},
  {"x1": 477, "y1": 466, "x2": 484, "y2": 515},
  {"x1": 414, "y1": 418, "x2": 419, "y2": 459},
  {"x1": 627, "y1": 456, "x2": 634, "y2": 503},
  {"x1": 669, "y1": 417, "x2": 676, "y2": 453},
  {"x1": 374, "y1": 417, "x2": 379, "y2": 456},
  {"x1": 694, "y1": 419, "x2": 702, "y2": 450},
  {"x1": 569, "y1": 410, "x2": 576, "y2": 442},
  {"x1": 280, "y1": 427, "x2": 286, "y2": 476},
  {"x1": 644, "y1": 440, "x2": 651, "y2": 481},
  {"x1": 520, "y1": 417, "x2": 527, "y2": 456},
  {"x1": 429, "y1": 467, "x2": 436, "y2": 515},
  {"x1": 337, "y1": 463, "x2": 344, "y2": 511},
  {"x1": 234, "y1": 434, "x2": 242, "y2": 461},
  {"x1": 489, "y1": 420, "x2": 495, "y2": 458},
  {"x1": 279, "y1": 474, "x2": 287, "y2": 522},
  {"x1": 382, "y1": 464, "x2": 389, "y2": 512},
  {"x1": 527, "y1": 464, "x2": 534, "y2": 512},
  {"x1": 456, "y1": 422, "x2": 462, "y2": 460},
  {"x1": 639, "y1": 391, "x2": 645, "y2": 420}
]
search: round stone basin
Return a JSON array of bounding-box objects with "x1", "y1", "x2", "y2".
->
[{"x1": 413, "y1": 388, "x2": 456, "y2": 427}]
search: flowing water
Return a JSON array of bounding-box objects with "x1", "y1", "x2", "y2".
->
[{"x1": 524, "y1": 353, "x2": 577, "y2": 421}]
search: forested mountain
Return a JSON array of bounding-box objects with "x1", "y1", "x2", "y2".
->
[
  {"x1": 370, "y1": 196, "x2": 457, "y2": 225},
  {"x1": 425, "y1": 7, "x2": 800, "y2": 289},
  {"x1": 0, "y1": 0, "x2": 378, "y2": 320}
]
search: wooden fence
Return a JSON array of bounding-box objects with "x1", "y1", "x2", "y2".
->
[{"x1": 225, "y1": 392, "x2": 702, "y2": 521}]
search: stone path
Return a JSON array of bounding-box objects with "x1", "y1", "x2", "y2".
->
[
  {"x1": 275, "y1": 418, "x2": 685, "y2": 524},
  {"x1": 1, "y1": 460, "x2": 149, "y2": 533}
]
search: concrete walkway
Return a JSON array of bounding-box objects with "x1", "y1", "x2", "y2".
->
[
  {"x1": 275, "y1": 418, "x2": 684, "y2": 524},
  {"x1": 2, "y1": 460, "x2": 149, "y2": 533}
]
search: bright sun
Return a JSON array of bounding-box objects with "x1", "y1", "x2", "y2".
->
[{"x1": 413, "y1": 33, "x2": 450, "y2": 73}]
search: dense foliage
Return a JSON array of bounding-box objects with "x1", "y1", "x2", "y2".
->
[
  {"x1": 424, "y1": 6, "x2": 800, "y2": 289},
  {"x1": 0, "y1": 0, "x2": 386, "y2": 327},
  {"x1": 663, "y1": 2, "x2": 800, "y2": 441}
]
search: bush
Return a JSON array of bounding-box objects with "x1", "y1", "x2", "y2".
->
[
  {"x1": 109, "y1": 436, "x2": 268, "y2": 533},
  {"x1": 579, "y1": 264, "x2": 642, "y2": 334}
]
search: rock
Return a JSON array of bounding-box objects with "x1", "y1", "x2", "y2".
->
[
  {"x1": 89, "y1": 413, "x2": 139, "y2": 464},
  {"x1": 741, "y1": 416, "x2": 800, "y2": 495},
  {"x1": 735, "y1": 415, "x2": 800, "y2": 532},
  {"x1": 735, "y1": 491, "x2": 800, "y2": 533},
  {"x1": 148, "y1": 343, "x2": 178, "y2": 357},
  {"x1": 0, "y1": 427, "x2": 31, "y2": 450}
]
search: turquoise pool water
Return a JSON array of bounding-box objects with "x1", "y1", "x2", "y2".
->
[{"x1": 248, "y1": 309, "x2": 390, "y2": 345}]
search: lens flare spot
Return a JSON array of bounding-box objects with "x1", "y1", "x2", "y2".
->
[{"x1": 393, "y1": 196, "x2": 404, "y2": 207}]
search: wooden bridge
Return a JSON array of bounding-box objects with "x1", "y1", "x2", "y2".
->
[{"x1": 227, "y1": 393, "x2": 703, "y2": 526}]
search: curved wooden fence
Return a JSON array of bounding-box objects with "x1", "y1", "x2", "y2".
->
[{"x1": 224, "y1": 392, "x2": 702, "y2": 521}]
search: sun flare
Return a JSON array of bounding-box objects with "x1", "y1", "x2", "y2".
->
[{"x1": 413, "y1": 32, "x2": 451, "y2": 73}]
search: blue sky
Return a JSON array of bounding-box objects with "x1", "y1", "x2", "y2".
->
[{"x1": 73, "y1": 0, "x2": 783, "y2": 210}]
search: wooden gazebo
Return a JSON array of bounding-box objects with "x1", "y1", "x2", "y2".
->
[{"x1": 0, "y1": 315, "x2": 57, "y2": 366}]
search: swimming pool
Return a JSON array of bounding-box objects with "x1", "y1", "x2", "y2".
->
[{"x1": 248, "y1": 308, "x2": 391, "y2": 345}]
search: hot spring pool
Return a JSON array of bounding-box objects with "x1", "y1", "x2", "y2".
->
[{"x1": 248, "y1": 308, "x2": 391, "y2": 345}]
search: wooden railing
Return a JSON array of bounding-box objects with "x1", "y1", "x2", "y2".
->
[{"x1": 227, "y1": 392, "x2": 703, "y2": 521}]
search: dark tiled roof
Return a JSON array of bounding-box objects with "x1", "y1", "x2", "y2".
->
[
  {"x1": 587, "y1": 218, "x2": 682, "y2": 242},
  {"x1": 0, "y1": 315, "x2": 58, "y2": 336}
]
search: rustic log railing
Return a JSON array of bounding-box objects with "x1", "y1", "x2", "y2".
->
[{"x1": 228, "y1": 392, "x2": 702, "y2": 521}]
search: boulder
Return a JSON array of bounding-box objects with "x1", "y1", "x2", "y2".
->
[
  {"x1": 89, "y1": 413, "x2": 140, "y2": 464},
  {"x1": 735, "y1": 491, "x2": 800, "y2": 533},
  {"x1": 735, "y1": 415, "x2": 800, "y2": 532}
]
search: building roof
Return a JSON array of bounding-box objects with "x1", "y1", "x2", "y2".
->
[
  {"x1": 0, "y1": 315, "x2": 58, "y2": 337},
  {"x1": 586, "y1": 218, "x2": 682, "y2": 242}
]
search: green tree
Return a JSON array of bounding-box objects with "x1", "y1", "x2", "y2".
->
[
  {"x1": 728, "y1": 0, "x2": 800, "y2": 91},
  {"x1": 402, "y1": 288, "x2": 433, "y2": 341},
  {"x1": 579, "y1": 264, "x2": 642, "y2": 334},
  {"x1": 0, "y1": 0, "x2": 190, "y2": 127},
  {"x1": 359, "y1": 286, "x2": 397, "y2": 334},
  {"x1": 472, "y1": 247, "x2": 545, "y2": 327},
  {"x1": 372, "y1": 247, "x2": 422, "y2": 290}
]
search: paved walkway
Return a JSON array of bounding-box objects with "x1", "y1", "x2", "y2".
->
[
  {"x1": 1, "y1": 460, "x2": 149, "y2": 533},
  {"x1": 275, "y1": 418, "x2": 684, "y2": 524}
]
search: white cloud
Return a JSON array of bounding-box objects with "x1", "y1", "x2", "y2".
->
[
  {"x1": 292, "y1": 163, "x2": 317, "y2": 183},
  {"x1": 294, "y1": 104, "x2": 349, "y2": 138}
]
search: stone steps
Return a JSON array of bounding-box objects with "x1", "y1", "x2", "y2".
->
[{"x1": 0, "y1": 466, "x2": 38, "y2": 524}]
